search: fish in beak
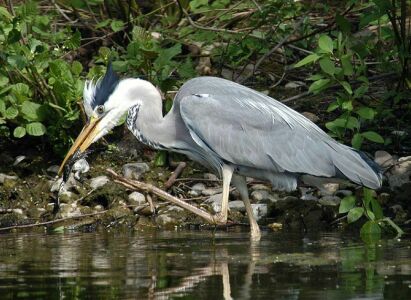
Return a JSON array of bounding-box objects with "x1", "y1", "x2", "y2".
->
[{"x1": 58, "y1": 116, "x2": 102, "y2": 177}]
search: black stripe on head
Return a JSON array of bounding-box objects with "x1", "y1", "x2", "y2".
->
[{"x1": 91, "y1": 63, "x2": 120, "y2": 109}]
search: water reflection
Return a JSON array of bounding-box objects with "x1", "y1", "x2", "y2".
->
[{"x1": 0, "y1": 230, "x2": 410, "y2": 299}]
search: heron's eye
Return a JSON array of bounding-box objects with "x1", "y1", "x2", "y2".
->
[{"x1": 96, "y1": 105, "x2": 105, "y2": 115}]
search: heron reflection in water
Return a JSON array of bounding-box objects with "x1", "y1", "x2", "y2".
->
[{"x1": 59, "y1": 64, "x2": 382, "y2": 239}]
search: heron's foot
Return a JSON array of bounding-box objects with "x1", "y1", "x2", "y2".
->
[{"x1": 212, "y1": 212, "x2": 228, "y2": 225}]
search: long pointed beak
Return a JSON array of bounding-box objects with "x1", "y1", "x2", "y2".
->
[{"x1": 58, "y1": 117, "x2": 102, "y2": 176}]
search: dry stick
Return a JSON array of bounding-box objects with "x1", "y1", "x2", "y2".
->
[
  {"x1": 107, "y1": 168, "x2": 215, "y2": 224},
  {"x1": 164, "y1": 162, "x2": 187, "y2": 189},
  {"x1": 0, "y1": 211, "x2": 108, "y2": 232}
]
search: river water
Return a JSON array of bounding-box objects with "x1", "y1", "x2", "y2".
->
[{"x1": 0, "y1": 229, "x2": 410, "y2": 299}]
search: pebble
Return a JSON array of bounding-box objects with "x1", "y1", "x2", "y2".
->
[
  {"x1": 285, "y1": 81, "x2": 305, "y2": 89},
  {"x1": 318, "y1": 196, "x2": 341, "y2": 207},
  {"x1": 122, "y1": 162, "x2": 150, "y2": 180},
  {"x1": 228, "y1": 200, "x2": 245, "y2": 212},
  {"x1": 374, "y1": 150, "x2": 395, "y2": 168},
  {"x1": 13, "y1": 155, "x2": 26, "y2": 166},
  {"x1": 205, "y1": 193, "x2": 222, "y2": 213},
  {"x1": 319, "y1": 183, "x2": 339, "y2": 196},
  {"x1": 191, "y1": 183, "x2": 206, "y2": 192},
  {"x1": 90, "y1": 175, "x2": 109, "y2": 189},
  {"x1": 156, "y1": 214, "x2": 177, "y2": 227},
  {"x1": 251, "y1": 190, "x2": 270, "y2": 202},
  {"x1": 46, "y1": 165, "x2": 60, "y2": 175},
  {"x1": 0, "y1": 173, "x2": 18, "y2": 184},
  {"x1": 386, "y1": 156, "x2": 411, "y2": 189},
  {"x1": 204, "y1": 173, "x2": 218, "y2": 181},
  {"x1": 202, "y1": 188, "x2": 222, "y2": 196},
  {"x1": 251, "y1": 204, "x2": 268, "y2": 221},
  {"x1": 302, "y1": 112, "x2": 320, "y2": 123},
  {"x1": 250, "y1": 184, "x2": 270, "y2": 191},
  {"x1": 128, "y1": 191, "x2": 146, "y2": 205},
  {"x1": 94, "y1": 205, "x2": 104, "y2": 212}
]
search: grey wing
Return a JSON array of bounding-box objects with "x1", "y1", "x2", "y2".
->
[{"x1": 176, "y1": 77, "x2": 381, "y2": 188}]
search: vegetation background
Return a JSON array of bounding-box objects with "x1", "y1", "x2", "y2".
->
[{"x1": 0, "y1": 0, "x2": 410, "y2": 235}]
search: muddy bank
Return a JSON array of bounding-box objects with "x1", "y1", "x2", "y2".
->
[{"x1": 1, "y1": 138, "x2": 411, "y2": 234}]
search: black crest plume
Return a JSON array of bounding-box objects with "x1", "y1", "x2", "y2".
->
[{"x1": 91, "y1": 62, "x2": 120, "y2": 109}]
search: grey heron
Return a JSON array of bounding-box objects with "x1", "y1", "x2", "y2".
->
[{"x1": 59, "y1": 64, "x2": 382, "y2": 239}]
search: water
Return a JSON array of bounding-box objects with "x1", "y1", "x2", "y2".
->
[{"x1": 0, "y1": 229, "x2": 410, "y2": 299}]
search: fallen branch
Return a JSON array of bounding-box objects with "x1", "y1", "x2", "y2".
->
[
  {"x1": 164, "y1": 161, "x2": 187, "y2": 189},
  {"x1": 0, "y1": 211, "x2": 108, "y2": 232},
  {"x1": 107, "y1": 168, "x2": 215, "y2": 224}
]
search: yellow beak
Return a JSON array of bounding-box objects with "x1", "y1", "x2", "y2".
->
[{"x1": 58, "y1": 117, "x2": 102, "y2": 176}]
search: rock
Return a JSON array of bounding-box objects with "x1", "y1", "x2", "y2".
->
[
  {"x1": 319, "y1": 183, "x2": 339, "y2": 196},
  {"x1": 268, "y1": 222, "x2": 283, "y2": 231},
  {"x1": 205, "y1": 193, "x2": 222, "y2": 213},
  {"x1": 122, "y1": 162, "x2": 150, "y2": 180},
  {"x1": 285, "y1": 81, "x2": 305, "y2": 89},
  {"x1": 250, "y1": 184, "x2": 270, "y2": 191},
  {"x1": 335, "y1": 190, "x2": 353, "y2": 197},
  {"x1": 282, "y1": 196, "x2": 299, "y2": 202},
  {"x1": 251, "y1": 204, "x2": 268, "y2": 221},
  {"x1": 12, "y1": 208, "x2": 24, "y2": 215},
  {"x1": 0, "y1": 173, "x2": 18, "y2": 184},
  {"x1": 58, "y1": 190, "x2": 74, "y2": 203},
  {"x1": 228, "y1": 200, "x2": 245, "y2": 212},
  {"x1": 386, "y1": 156, "x2": 411, "y2": 189},
  {"x1": 50, "y1": 174, "x2": 78, "y2": 192},
  {"x1": 318, "y1": 196, "x2": 341, "y2": 207},
  {"x1": 299, "y1": 187, "x2": 318, "y2": 201},
  {"x1": 204, "y1": 173, "x2": 218, "y2": 181},
  {"x1": 13, "y1": 155, "x2": 26, "y2": 166},
  {"x1": 378, "y1": 192, "x2": 390, "y2": 205},
  {"x1": 90, "y1": 176, "x2": 109, "y2": 189},
  {"x1": 128, "y1": 191, "x2": 146, "y2": 205},
  {"x1": 46, "y1": 165, "x2": 60, "y2": 175},
  {"x1": 191, "y1": 183, "x2": 206, "y2": 195},
  {"x1": 374, "y1": 150, "x2": 395, "y2": 168},
  {"x1": 302, "y1": 112, "x2": 320, "y2": 123},
  {"x1": 94, "y1": 204, "x2": 104, "y2": 212},
  {"x1": 156, "y1": 214, "x2": 178, "y2": 227},
  {"x1": 251, "y1": 190, "x2": 270, "y2": 202},
  {"x1": 202, "y1": 188, "x2": 222, "y2": 196}
]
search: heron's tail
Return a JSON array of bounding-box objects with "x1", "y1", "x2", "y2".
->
[{"x1": 330, "y1": 144, "x2": 382, "y2": 189}]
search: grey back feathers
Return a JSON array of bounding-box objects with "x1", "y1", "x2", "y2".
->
[{"x1": 91, "y1": 63, "x2": 120, "y2": 109}]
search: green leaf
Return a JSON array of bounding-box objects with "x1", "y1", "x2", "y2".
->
[
  {"x1": 347, "y1": 207, "x2": 364, "y2": 223},
  {"x1": 5, "y1": 106, "x2": 18, "y2": 119},
  {"x1": 318, "y1": 35, "x2": 333, "y2": 53},
  {"x1": 294, "y1": 54, "x2": 319, "y2": 68},
  {"x1": 319, "y1": 57, "x2": 335, "y2": 75},
  {"x1": 64, "y1": 30, "x2": 81, "y2": 49},
  {"x1": 341, "y1": 100, "x2": 353, "y2": 111},
  {"x1": 339, "y1": 195, "x2": 356, "y2": 213},
  {"x1": 0, "y1": 6, "x2": 12, "y2": 20},
  {"x1": 308, "y1": 78, "x2": 330, "y2": 93},
  {"x1": 370, "y1": 198, "x2": 383, "y2": 220},
  {"x1": 154, "y1": 44, "x2": 182, "y2": 68},
  {"x1": 13, "y1": 126, "x2": 26, "y2": 138},
  {"x1": 0, "y1": 100, "x2": 5, "y2": 114},
  {"x1": 154, "y1": 151, "x2": 167, "y2": 167},
  {"x1": 346, "y1": 116, "x2": 359, "y2": 130},
  {"x1": 351, "y1": 133, "x2": 363, "y2": 149},
  {"x1": 327, "y1": 101, "x2": 339, "y2": 112},
  {"x1": 71, "y1": 61, "x2": 83, "y2": 75},
  {"x1": 362, "y1": 131, "x2": 384, "y2": 143},
  {"x1": 340, "y1": 81, "x2": 352, "y2": 94},
  {"x1": 360, "y1": 220, "x2": 381, "y2": 238},
  {"x1": 356, "y1": 107, "x2": 375, "y2": 120},
  {"x1": 336, "y1": 13, "x2": 351, "y2": 33},
  {"x1": 111, "y1": 20, "x2": 125, "y2": 32},
  {"x1": 26, "y1": 122, "x2": 46, "y2": 136},
  {"x1": 341, "y1": 54, "x2": 354, "y2": 76},
  {"x1": 21, "y1": 101, "x2": 45, "y2": 121}
]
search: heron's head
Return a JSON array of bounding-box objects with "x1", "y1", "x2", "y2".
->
[{"x1": 58, "y1": 64, "x2": 157, "y2": 175}]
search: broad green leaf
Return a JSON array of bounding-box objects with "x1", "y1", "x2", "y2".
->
[
  {"x1": 13, "y1": 126, "x2": 26, "y2": 138},
  {"x1": 362, "y1": 131, "x2": 384, "y2": 143},
  {"x1": 327, "y1": 101, "x2": 339, "y2": 112},
  {"x1": 319, "y1": 57, "x2": 335, "y2": 75},
  {"x1": 356, "y1": 107, "x2": 375, "y2": 120},
  {"x1": 341, "y1": 54, "x2": 354, "y2": 76},
  {"x1": 5, "y1": 106, "x2": 18, "y2": 119},
  {"x1": 360, "y1": 220, "x2": 381, "y2": 237},
  {"x1": 340, "y1": 81, "x2": 352, "y2": 94},
  {"x1": 318, "y1": 35, "x2": 333, "y2": 53},
  {"x1": 26, "y1": 122, "x2": 46, "y2": 136},
  {"x1": 154, "y1": 151, "x2": 167, "y2": 167},
  {"x1": 21, "y1": 101, "x2": 45, "y2": 121},
  {"x1": 71, "y1": 61, "x2": 83, "y2": 75},
  {"x1": 307, "y1": 74, "x2": 323, "y2": 81},
  {"x1": 336, "y1": 13, "x2": 351, "y2": 33},
  {"x1": 341, "y1": 100, "x2": 353, "y2": 111},
  {"x1": 0, "y1": 100, "x2": 5, "y2": 114},
  {"x1": 294, "y1": 54, "x2": 319, "y2": 68},
  {"x1": 0, "y1": 6, "x2": 12, "y2": 20},
  {"x1": 366, "y1": 210, "x2": 375, "y2": 220},
  {"x1": 347, "y1": 207, "x2": 364, "y2": 223},
  {"x1": 346, "y1": 116, "x2": 359, "y2": 130},
  {"x1": 0, "y1": 76, "x2": 9, "y2": 86},
  {"x1": 154, "y1": 44, "x2": 182, "y2": 68},
  {"x1": 308, "y1": 78, "x2": 330, "y2": 93},
  {"x1": 339, "y1": 195, "x2": 356, "y2": 213},
  {"x1": 370, "y1": 198, "x2": 383, "y2": 220},
  {"x1": 351, "y1": 133, "x2": 363, "y2": 149}
]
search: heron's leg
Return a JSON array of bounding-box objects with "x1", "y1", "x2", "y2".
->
[
  {"x1": 213, "y1": 164, "x2": 233, "y2": 224},
  {"x1": 232, "y1": 174, "x2": 261, "y2": 240}
]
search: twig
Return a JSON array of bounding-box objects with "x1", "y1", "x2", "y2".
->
[
  {"x1": 146, "y1": 194, "x2": 155, "y2": 213},
  {"x1": 107, "y1": 168, "x2": 215, "y2": 224},
  {"x1": 164, "y1": 162, "x2": 187, "y2": 189},
  {"x1": 0, "y1": 211, "x2": 108, "y2": 232}
]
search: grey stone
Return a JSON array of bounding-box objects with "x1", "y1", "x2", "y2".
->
[
  {"x1": 251, "y1": 190, "x2": 269, "y2": 201},
  {"x1": 318, "y1": 196, "x2": 341, "y2": 206},
  {"x1": 191, "y1": 183, "x2": 206, "y2": 192},
  {"x1": 250, "y1": 184, "x2": 270, "y2": 191},
  {"x1": 229, "y1": 200, "x2": 245, "y2": 212},
  {"x1": 128, "y1": 191, "x2": 146, "y2": 205},
  {"x1": 205, "y1": 193, "x2": 222, "y2": 213},
  {"x1": 375, "y1": 150, "x2": 395, "y2": 168},
  {"x1": 90, "y1": 175, "x2": 109, "y2": 189},
  {"x1": 12, "y1": 208, "x2": 24, "y2": 215},
  {"x1": 46, "y1": 165, "x2": 60, "y2": 174},
  {"x1": 282, "y1": 196, "x2": 299, "y2": 202},
  {"x1": 386, "y1": 156, "x2": 411, "y2": 189},
  {"x1": 0, "y1": 173, "x2": 18, "y2": 184},
  {"x1": 285, "y1": 81, "x2": 305, "y2": 89},
  {"x1": 50, "y1": 174, "x2": 78, "y2": 192},
  {"x1": 202, "y1": 188, "x2": 222, "y2": 196},
  {"x1": 13, "y1": 155, "x2": 26, "y2": 166},
  {"x1": 72, "y1": 159, "x2": 90, "y2": 180},
  {"x1": 302, "y1": 112, "x2": 320, "y2": 123},
  {"x1": 204, "y1": 173, "x2": 219, "y2": 181},
  {"x1": 156, "y1": 214, "x2": 177, "y2": 227},
  {"x1": 251, "y1": 204, "x2": 268, "y2": 221},
  {"x1": 299, "y1": 187, "x2": 318, "y2": 201},
  {"x1": 318, "y1": 183, "x2": 339, "y2": 196},
  {"x1": 122, "y1": 162, "x2": 150, "y2": 180},
  {"x1": 94, "y1": 205, "x2": 104, "y2": 212}
]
